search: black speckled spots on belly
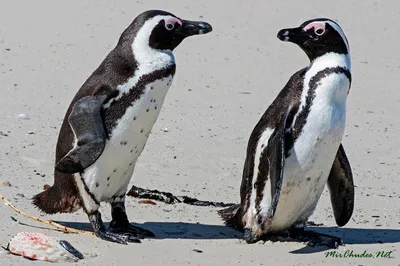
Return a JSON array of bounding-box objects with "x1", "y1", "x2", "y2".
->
[{"x1": 103, "y1": 65, "x2": 175, "y2": 133}]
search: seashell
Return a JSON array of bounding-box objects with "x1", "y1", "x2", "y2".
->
[{"x1": 6, "y1": 232, "x2": 83, "y2": 262}]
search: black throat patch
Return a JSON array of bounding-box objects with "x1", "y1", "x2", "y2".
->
[
  {"x1": 103, "y1": 65, "x2": 176, "y2": 133},
  {"x1": 291, "y1": 66, "x2": 351, "y2": 143}
]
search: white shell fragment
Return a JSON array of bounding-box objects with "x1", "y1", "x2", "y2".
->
[
  {"x1": 6, "y1": 232, "x2": 83, "y2": 263},
  {"x1": 17, "y1": 113, "x2": 30, "y2": 120}
]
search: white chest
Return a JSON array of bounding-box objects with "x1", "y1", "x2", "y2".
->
[
  {"x1": 291, "y1": 72, "x2": 350, "y2": 168},
  {"x1": 270, "y1": 71, "x2": 351, "y2": 231},
  {"x1": 80, "y1": 76, "x2": 173, "y2": 202},
  {"x1": 106, "y1": 76, "x2": 173, "y2": 160}
]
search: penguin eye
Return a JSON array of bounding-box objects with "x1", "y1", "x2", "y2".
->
[
  {"x1": 315, "y1": 28, "x2": 325, "y2": 36},
  {"x1": 165, "y1": 23, "x2": 174, "y2": 31}
]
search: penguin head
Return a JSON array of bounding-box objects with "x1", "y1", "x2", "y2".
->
[
  {"x1": 277, "y1": 18, "x2": 349, "y2": 61},
  {"x1": 121, "y1": 10, "x2": 212, "y2": 52}
]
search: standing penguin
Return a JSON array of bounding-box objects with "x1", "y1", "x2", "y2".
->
[
  {"x1": 32, "y1": 10, "x2": 212, "y2": 244},
  {"x1": 218, "y1": 18, "x2": 354, "y2": 248}
]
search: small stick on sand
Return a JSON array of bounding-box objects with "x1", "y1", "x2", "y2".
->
[{"x1": 0, "y1": 193, "x2": 94, "y2": 236}]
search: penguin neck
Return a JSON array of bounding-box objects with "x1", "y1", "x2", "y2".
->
[
  {"x1": 131, "y1": 16, "x2": 176, "y2": 69},
  {"x1": 132, "y1": 40, "x2": 175, "y2": 68},
  {"x1": 303, "y1": 52, "x2": 351, "y2": 104},
  {"x1": 115, "y1": 17, "x2": 177, "y2": 99},
  {"x1": 308, "y1": 52, "x2": 351, "y2": 73}
]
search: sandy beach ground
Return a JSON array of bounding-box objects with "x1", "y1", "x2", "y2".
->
[{"x1": 1, "y1": 0, "x2": 399, "y2": 265}]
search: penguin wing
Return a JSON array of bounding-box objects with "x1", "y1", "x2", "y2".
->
[
  {"x1": 55, "y1": 94, "x2": 109, "y2": 174},
  {"x1": 327, "y1": 143, "x2": 355, "y2": 227},
  {"x1": 264, "y1": 109, "x2": 292, "y2": 218}
]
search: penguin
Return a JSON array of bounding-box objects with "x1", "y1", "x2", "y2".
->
[
  {"x1": 32, "y1": 10, "x2": 212, "y2": 244},
  {"x1": 218, "y1": 18, "x2": 354, "y2": 248}
]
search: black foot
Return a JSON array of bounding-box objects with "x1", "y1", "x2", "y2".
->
[
  {"x1": 108, "y1": 223, "x2": 155, "y2": 240},
  {"x1": 88, "y1": 210, "x2": 135, "y2": 245},
  {"x1": 109, "y1": 201, "x2": 155, "y2": 241},
  {"x1": 127, "y1": 185, "x2": 235, "y2": 207},
  {"x1": 289, "y1": 229, "x2": 343, "y2": 249},
  {"x1": 96, "y1": 228, "x2": 133, "y2": 245}
]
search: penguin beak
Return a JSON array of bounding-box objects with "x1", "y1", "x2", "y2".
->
[
  {"x1": 277, "y1": 27, "x2": 308, "y2": 44},
  {"x1": 178, "y1": 20, "x2": 213, "y2": 37}
]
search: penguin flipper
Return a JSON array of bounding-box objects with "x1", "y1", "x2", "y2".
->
[
  {"x1": 55, "y1": 94, "x2": 109, "y2": 174},
  {"x1": 265, "y1": 110, "x2": 291, "y2": 218},
  {"x1": 327, "y1": 143, "x2": 355, "y2": 227}
]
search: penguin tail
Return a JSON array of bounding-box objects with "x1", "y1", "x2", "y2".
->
[
  {"x1": 217, "y1": 204, "x2": 244, "y2": 231},
  {"x1": 32, "y1": 176, "x2": 82, "y2": 214}
]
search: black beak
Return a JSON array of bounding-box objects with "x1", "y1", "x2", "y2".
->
[
  {"x1": 277, "y1": 27, "x2": 307, "y2": 44},
  {"x1": 179, "y1": 19, "x2": 213, "y2": 37}
]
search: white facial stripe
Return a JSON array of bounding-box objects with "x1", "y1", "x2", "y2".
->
[
  {"x1": 133, "y1": 15, "x2": 175, "y2": 63},
  {"x1": 107, "y1": 15, "x2": 175, "y2": 101}
]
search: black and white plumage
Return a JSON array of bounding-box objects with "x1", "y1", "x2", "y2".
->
[
  {"x1": 218, "y1": 18, "x2": 354, "y2": 248},
  {"x1": 32, "y1": 10, "x2": 212, "y2": 244}
]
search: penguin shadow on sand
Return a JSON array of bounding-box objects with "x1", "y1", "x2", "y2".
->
[
  {"x1": 286, "y1": 226, "x2": 400, "y2": 254},
  {"x1": 53, "y1": 184, "x2": 400, "y2": 252},
  {"x1": 55, "y1": 220, "x2": 242, "y2": 241},
  {"x1": 54, "y1": 217, "x2": 400, "y2": 253}
]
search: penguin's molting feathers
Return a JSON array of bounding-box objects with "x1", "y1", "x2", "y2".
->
[
  {"x1": 32, "y1": 177, "x2": 82, "y2": 214},
  {"x1": 327, "y1": 143, "x2": 354, "y2": 227},
  {"x1": 217, "y1": 204, "x2": 244, "y2": 231},
  {"x1": 55, "y1": 95, "x2": 109, "y2": 174}
]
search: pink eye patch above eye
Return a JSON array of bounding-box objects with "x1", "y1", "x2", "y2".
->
[
  {"x1": 166, "y1": 17, "x2": 183, "y2": 26},
  {"x1": 304, "y1": 22, "x2": 325, "y2": 32}
]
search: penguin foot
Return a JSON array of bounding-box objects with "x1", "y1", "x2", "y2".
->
[
  {"x1": 96, "y1": 228, "x2": 140, "y2": 244},
  {"x1": 289, "y1": 229, "x2": 343, "y2": 249},
  {"x1": 109, "y1": 201, "x2": 155, "y2": 240},
  {"x1": 88, "y1": 209, "x2": 139, "y2": 244}
]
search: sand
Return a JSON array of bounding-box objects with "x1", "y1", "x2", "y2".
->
[{"x1": 0, "y1": 0, "x2": 399, "y2": 265}]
